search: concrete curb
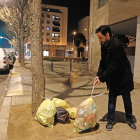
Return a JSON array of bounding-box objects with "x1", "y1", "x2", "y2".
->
[
  {"x1": 0, "y1": 70, "x2": 12, "y2": 110},
  {"x1": 0, "y1": 70, "x2": 12, "y2": 140}
]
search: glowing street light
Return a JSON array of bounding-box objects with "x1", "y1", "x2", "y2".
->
[
  {"x1": 73, "y1": 31, "x2": 76, "y2": 35},
  {"x1": 73, "y1": 31, "x2": 76, "y2": 49},
  {"x1": 0, "y1": 36, "x2": 12, "y2": 48}
]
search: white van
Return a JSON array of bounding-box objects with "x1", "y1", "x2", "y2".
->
[{"x1": 0, "y1": 48, "x2": 9, "y2": 74}]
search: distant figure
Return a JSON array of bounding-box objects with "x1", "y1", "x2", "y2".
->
[
  {"x1": 94, "y1": 25, "x2": 136, "y2": 131},
  {"x1": 11, "y1": 52, "x2": 16, "y2": 63}
]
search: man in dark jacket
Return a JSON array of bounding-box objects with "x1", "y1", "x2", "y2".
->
[{"x1": 94, "y1": 25, "x2": 136, "y2": 131}]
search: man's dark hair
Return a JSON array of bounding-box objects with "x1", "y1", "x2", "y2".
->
[{"x1": 96, "y1": 25, "x2": 112, "y2": 37}]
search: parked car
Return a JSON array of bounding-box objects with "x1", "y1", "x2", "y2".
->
[{"x1": 0, "y1": 48, "x2": 9, "y2": 74}]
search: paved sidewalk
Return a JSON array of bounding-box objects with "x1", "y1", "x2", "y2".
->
[
  {"x1": 1, "y1": 60, "x2": 140, "y2": 140},
  {"x1": 0, "y1": 72, "x2": 11, "y2": 111}
]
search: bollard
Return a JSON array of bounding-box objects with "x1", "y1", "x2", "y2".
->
[
  {"x1": 70, "y1": 60, "x2": 72, "y2": 71},
  {"x1": 51, "y1": 61, "x2": 53, "y2": 71}
]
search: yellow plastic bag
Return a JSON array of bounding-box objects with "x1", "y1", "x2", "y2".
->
[
  {"x1": 66, "y1": 107, "x2": 77, "y2": 119},
  {"x1": 73, "y1": 98, "x2": 98, "y2": 133},
  {"x1": 35, "y1": 99, "x2": 56, "y2": 127},
  {"x1": 52, "y1": 98, "x2": 69, "y2": 109}
]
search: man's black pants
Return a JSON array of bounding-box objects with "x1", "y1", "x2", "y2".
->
[{"x1": 107, "y1": 91, "x2": 133, "y2": 121}]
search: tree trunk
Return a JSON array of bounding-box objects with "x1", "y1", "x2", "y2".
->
[
  {"x1": 29, "y1": 0, "x2": 45, "y2": 116},
  {"x1": 20, "y1": 10, "x2": 25, "y2": 67},
  {"x1": 77, "y1": 47, "x2": 79, "y2": 63},
  {"x1": 18, "y1": 37, "x2": 21, "y2": 63},
  {"x1": 18, "y1": 26, "x2": 22, "y2": 63},
  {"x1": 20, "y1": 25, "x2": 25, "y2": 67}
]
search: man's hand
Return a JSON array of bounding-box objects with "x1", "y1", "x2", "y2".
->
[
  {"x1": 94, "y1": 76, "x2": 99, "y2": 81},
  {"x1": 94, "y1": 76, "x2": 101, "y2": 85}
]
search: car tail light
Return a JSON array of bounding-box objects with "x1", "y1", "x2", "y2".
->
[
  {"x1": 3, "y1": 57, "x2": 6, "y2": 64},
  {"x1": 9, "y1": 58, "x2": 12, "y2": 60}
]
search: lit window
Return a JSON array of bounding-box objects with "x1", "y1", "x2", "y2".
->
[
  {"x1": 52, "y1": 15, "x2": 60, "y2": 21},
  {"x1": 43, "y1": 50, "x2": 49, "y2": 56},
  {"x1": 52, "y1": 33, "x2": 55, "y2": 37},
  {"x1": 55, "y1": 33, "x2": 59, "y2": 37},
  {"x1": 46, "y1": 27, "x2": 50, "y2": 30},
  {"x1": 56, "y1": 16, "x2": 60, "y2": 20},
  {"x1": 52, "y1": 40, "x2": 55, "y2": 42},
  {"x1": 52, "y1": 16, "x2": 55, "y2": 20},
  {"x1": 47, "y1": 9, "x2": 50, "y2": 11}
]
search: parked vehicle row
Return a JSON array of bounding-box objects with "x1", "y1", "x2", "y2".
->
[{"x1": 0, "y1": 48, "x2": 15, "y2": 74}]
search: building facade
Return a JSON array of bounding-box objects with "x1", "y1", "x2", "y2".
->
[
  {"x1": 78, "y1": 16, "x2": 89, "y2": 57},
  {"x1": 89, "y1": 0, "x2": 140, "y2": 83},
  {"x1": 26, "y1": 4, "x2": 68, "y2": 57}
]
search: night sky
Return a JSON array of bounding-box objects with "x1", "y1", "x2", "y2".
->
[
  {"x1": 0, "y1": 21, "x2": 11, "y2": 48},
  {"x1": 0, "y1": 0, "x2": 90, "y2": 48}
]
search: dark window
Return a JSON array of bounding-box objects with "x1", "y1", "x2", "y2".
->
[
  {"x1": 98, "y1": 0, "x2": 109, "y2": 8},
  {"x1": 47, "y1": 33, "x2": 50, "y2": 36},
  {"x1": 47, "y1": 14, "x2": 50, "y2": 18},
  {"x1": 46, "y1": 39, "x2": 49, "y2": 42},
  {"x1": 42, "y1": 14, "x2": 44, "y2": 18},
  {"x1": 47, "y1": 21, "x2": 50, "y2": 24},
  {"x1": 42, "y1": 32, "x2": 44, "y2": 35},
  {"x1": 53, "y1": 21, "x2": 60, "y2": 26},
  {"x1": 53, "y1": 27, "x2": 60, "y2": 32},
  {"x1": 42, "y1": 26, "x2": 44, "y2": 29}
]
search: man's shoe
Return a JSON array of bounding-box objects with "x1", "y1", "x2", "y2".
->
[
  {"x1": 106, "y1": 120, "x2": 113, "y2": 131},
  {"x1": 127, "y1": 120, "x2": 136, "y2": 130}
]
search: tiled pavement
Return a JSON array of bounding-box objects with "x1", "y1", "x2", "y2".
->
[{"x1": 1, "y1": 60, "x2": 140, "y2": 140}]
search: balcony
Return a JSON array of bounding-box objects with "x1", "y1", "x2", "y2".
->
[
  {"x1": 52, "y1": 39, "x2": 60, "y2": 42},
  {"x1": 53, "y1": 27, "x2": 60, "y2": 32},
  {"x1": 42, "y1": 8, "x2": 62, "y2": 13},
  {"x1": 52, "y1": 16, "x2": 60, "y2": 21},
  {"x1": 53, "y1": 21, "x2": 60, "y2": 26}
]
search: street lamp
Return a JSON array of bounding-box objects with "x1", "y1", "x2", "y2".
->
[
  {"x1": 73, "y1": 31, "x2": 76, "y2": 49},
  {"x1": 0, "y1": 36, "x2": 12, "y2": 48}
]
